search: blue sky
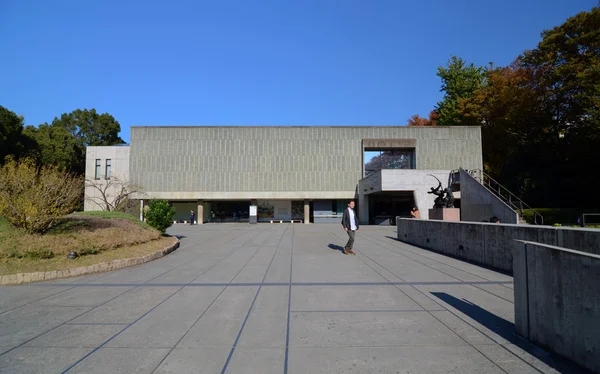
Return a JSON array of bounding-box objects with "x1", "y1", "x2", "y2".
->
[{"x1": 1, "y1": 0, "x2": 596, "y2": 143}]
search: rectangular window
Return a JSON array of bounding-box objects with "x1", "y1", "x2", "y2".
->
[
  {"x1": 364, "y1": 148, "x2": 415, "y2": 176},
  {"x1": 105, "y1": 159, "x2": 112, "y2": 179},
  {"x1": 95, "y1": 159, "x2": 101, "y2": 180}
]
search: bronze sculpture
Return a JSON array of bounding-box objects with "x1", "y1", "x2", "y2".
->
[{"x1": 427, "y1": 175, "x2": 455, "y2": 208}]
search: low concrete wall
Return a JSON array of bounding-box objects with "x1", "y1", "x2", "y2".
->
[
  {"x1": 459, "y1": 168, "x2": 519, "y2": 224},
  {"x1": 397, "y1": 218, "x2": 600, "y2": 272},
  {"x1": 513, "y1": 241, "x2": 600, "y2": 373}
]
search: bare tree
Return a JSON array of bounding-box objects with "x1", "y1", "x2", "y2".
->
[{"x1": 85, "y1": 175, "x2": 143, "y2": 212}]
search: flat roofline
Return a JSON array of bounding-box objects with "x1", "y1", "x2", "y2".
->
[{"x1": 130, "y1": 125, "x2": 481, "y2": 129}]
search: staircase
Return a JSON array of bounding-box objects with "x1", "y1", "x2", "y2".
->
[{"x1": 456, "y1": 169, "x2": 544, "y2": 225}]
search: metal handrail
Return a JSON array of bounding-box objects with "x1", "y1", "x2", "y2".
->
[{"x1": 478, "y1": 171, "x2": 543, "y2": 225}]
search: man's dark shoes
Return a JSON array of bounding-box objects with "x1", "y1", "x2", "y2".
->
[{"x1": 348, "y1": 249, "x2": 356, "y2": 255}]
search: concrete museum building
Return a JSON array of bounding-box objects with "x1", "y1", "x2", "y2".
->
[{"x1": 85, "y1": 126, "x2": 504, "y2": 225}]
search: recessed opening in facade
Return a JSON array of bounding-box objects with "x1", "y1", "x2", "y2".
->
[
  {"x1": 367, "y1": 191, "x2": 416, "y2": 225},
  {"x1": 364, "y1": 148, "x2": 416, "y2": 176}
]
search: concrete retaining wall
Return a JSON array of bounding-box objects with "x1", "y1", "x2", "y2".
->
[
  {"x1": 397, "y1": 218, "x2": 600, "y2": 272},
  {"x1": 459, "y1": 168, "x2": 519, "y2": 224},
  {"x1": 513, "y1": 241, "x2": 600, "y2": 373}
]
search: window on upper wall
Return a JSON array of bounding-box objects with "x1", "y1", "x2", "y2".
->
[
  {"x1": 105, "y1": 159, "x2": 112, "y2": 179},
  {"x1": 95, "y1": 159, "x2": 101, "y2": 180},
  {"x1": 364, "y1": 148, "x2": 415, "y2": 176}
]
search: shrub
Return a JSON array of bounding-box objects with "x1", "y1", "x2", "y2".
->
[
  {"x1": 0, "y1": 158, "x2": 83, "y2": 234},
  {"x1": 145, "y1": 200, "x2": 175, "y2": 234}
]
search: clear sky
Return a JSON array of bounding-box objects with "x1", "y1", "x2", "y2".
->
[{"x1": 1, "y1": 0, "x2": 596, "y2": 143}]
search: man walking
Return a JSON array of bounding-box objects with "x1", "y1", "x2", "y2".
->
[
  {"x1": 341, "y1": 200, "x2": 359, "y2": 255},
  {"x1": 189, "y1": 210, "x2": 195, "y2": 225}
]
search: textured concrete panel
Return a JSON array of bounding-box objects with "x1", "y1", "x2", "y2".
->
[
  {"x1": 24, "y1": 324, "x2": 124, "y2": 348},
  {"x1": 514, "y1": 241, "x2": 600, "y2": 373},
  {"x1": 289, "y1": 311, "x2": 466, "y2": 347},
  {"x1": 288, "y1": 346, "x2": 504, "y2": 373},
  {"x1": 0, "y1": 347, "x2": 93, "y2": 373},
  {"x1": 69, "y1": 347, "x2": 170, "y2": 373},
  {"x1": 71, "y1": 286, "x2": 180, "y2": 324},
  {"x1": 106, "y1": 287, "x2": 224, "y2": 348},
  {"x1": 129, "y1": 126, "x2": 482, "y2": 196},
  {"x1": 557, "y1": 226, "x2": 600, "y2": 255},
  {"x1": 459, "y1": 168, "x2": 519, "y2": 224},
  {"x1": 153, "y1": 347, "x2": 229, "y2": 374},
  {"x1": 0, "y1": 305, "x2": 91, "y2": 346},
  {"x1": 291, "y1": 285, "x2": 422, "y2": 311}
]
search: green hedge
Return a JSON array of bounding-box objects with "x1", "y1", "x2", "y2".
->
[{"x1": 523, "y1": 208, "x2": 600, "y2": 226}]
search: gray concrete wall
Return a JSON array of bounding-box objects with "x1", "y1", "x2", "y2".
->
[
  {"x1": 359, "y1": 170, "x2": 453, "y2": 222},
  {"x1": 459, "y1": 168, "x2": 518, "y2": 224},
  {"x1": 513, "y1": 241, "x2": 600, "y2": 373},
  {"x1": 397, "y1": 218, "x2": 600, "y2": 272},
  {"x1": 129, "y1": 126, "x2": 482, "y2": 199},
  {"x1": 84, "y1": 146, "x2": 131, "y2": 211}
]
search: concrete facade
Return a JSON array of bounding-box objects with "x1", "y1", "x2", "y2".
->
[
  {"x1": 85, "y1": 126, "x2": 484, "y2": 223},
  {"x1": 128, "y1": 126, "x2": 482, "y2": 200},
  {"x1": 514, "y1": 241, "x2": 600, "y2": 373},
  {"x1": 459, "y1": 169, "x2": 519, "y2": 224},
  {"x1": 358, "y1": 170, "x2": 452, "y2": 221},
  {"x1": 84, "y1": 146, "x2": 131, "y2": 211}
]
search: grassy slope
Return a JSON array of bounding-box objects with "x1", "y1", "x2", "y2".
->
[
  {"x1": 73, "y1": 211, "x2": 153, "y2": 230},
  {"x1": 0, "y1": 211, "x2": 169, "y2": 276}
]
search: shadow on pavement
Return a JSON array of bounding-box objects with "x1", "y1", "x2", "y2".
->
[
  {"x1": 328, "y1": 244, "x2": 346, "y2": 254},
  {"x1": 431, "y1": 292, "x2": 592, "y2": 374}
]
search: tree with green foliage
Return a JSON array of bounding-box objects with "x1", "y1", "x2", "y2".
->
[
  {"x1": 0, "y1": 106, "x2": 27, "y2": 164},
  {"x1": 145, "y1": 200, "x2": 176, "y2": 234},
  {"x1": 435, "y1": 56, "x2": 487, "y2": 126},
  {"x1": 51, "y1": 108, "x2": 125, "y2": 147},
  {"x1": 0, "y1": 157, "x2": 83, "y2": 234},
  {"x1": 456, "y1": 6, "x2": 600, "y2": 207},
  {"x1": 22, "y1": 123, "x2": 84, "y2": 173},
  {"x1": 22, "y1": 108, "x2": 125, "y2": 175}
]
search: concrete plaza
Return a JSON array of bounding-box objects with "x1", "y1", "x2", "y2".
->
[{"x1": 0, "y1": 224, "x2": 588, "y2": 373}]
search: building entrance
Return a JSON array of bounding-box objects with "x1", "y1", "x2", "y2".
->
[
  {"x1": 208, "y1": 201, "x2": 250, "y2": 222},
  {"x1": 368, "y1": 192, "x2": 415, "y2": 225}
]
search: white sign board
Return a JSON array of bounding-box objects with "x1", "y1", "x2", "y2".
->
[{"x1": 249, "y1": 206, "x2": 257, "y2": 216}]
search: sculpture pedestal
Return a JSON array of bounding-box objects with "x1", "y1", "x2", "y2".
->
[{"x1": 429, "y1": 208, "x2": 460, "y2": 222}]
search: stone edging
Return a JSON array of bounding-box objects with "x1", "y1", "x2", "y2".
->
[{"x1": 0, "y1": 238, "x2": 180, "y2": 286}]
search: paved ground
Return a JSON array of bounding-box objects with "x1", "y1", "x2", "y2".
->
[{"x1": 0, "y1": 224, "x2": 589, "y2": 373}]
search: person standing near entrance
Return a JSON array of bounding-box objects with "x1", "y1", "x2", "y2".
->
[
  {"x1": 189, "y1": 210, "x2": 195, "y2": 225},
  {"x1": 341, "y1": 200, "x2": 359, "y2": 255}
]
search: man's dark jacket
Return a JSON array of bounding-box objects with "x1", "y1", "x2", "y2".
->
[{"x1": 341, "y1": 208, "x2": 359, "y2": 230}]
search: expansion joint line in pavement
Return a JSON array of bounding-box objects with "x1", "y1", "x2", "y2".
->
[
  {"x1": 0, "y1": 285, "x2": 136, "y2": 359},
  {"x1": 348, "y1": 234, "x2": 543, "y2": 374},
  {"x1": 366, "y1": 231, "x2": 514, "y2": 291},
  {"x1": 220, "y1": 224, "x2": 289, "y2": 374},
  {"x1": 62, "y1": 229, "x2": 267, "y2": 373},
  {"x1": 284, "y1": 224, "x2": 294, "y2": 374},
  {"x1": 141, "y1": 228, "x2": 253, "y2": 284},
  {"x1": 359, "y1": 231, "x2": 515, "y2": 304},
  {"x1": 29, "y1": 280, "x2": 513, "y2": 287},
  {"x1": 149, "y1": 234, "x2": 269, "y2": 374}
]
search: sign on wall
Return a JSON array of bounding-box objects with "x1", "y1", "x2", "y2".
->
[{"x1": 257, "y1": 200, "x2": 292, "y2": 221}]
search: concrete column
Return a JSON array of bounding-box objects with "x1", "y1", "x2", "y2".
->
[
  {"x1": 358, "y1": 194, "x2": 369, "y2": 224},
  {"x1": 304, "y1": 200, "x2": 310, "y2": 224},
  {"x1": 139, "y1": 199, "x2": 144, "y2": 222},
  {"x1": 197, "y1": 201, "x2": 204, "y2": 224}
]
